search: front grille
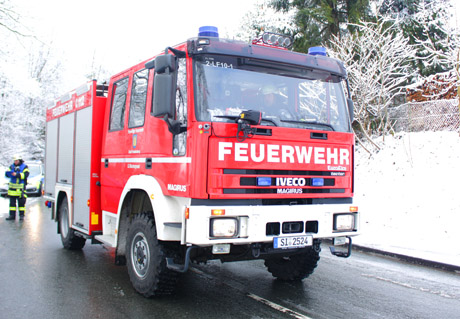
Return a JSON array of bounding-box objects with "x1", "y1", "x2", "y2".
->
[
  {"x1": 209, "y1": 168, "x2": 350, "y2": 199},
  {"x1": 224, "y1": 169, "x2": 342, "y2": 176},
  {"x1": 266, "y1": 220, "x2": 319, "y2": 236},
  {"x1": 282, "y1": 221, "x2": 304, "y2": 233},
  {"x1": 224, "y1": 188, "x2": 345, "y2": 194},
  {"x1": 240, "y1": 177, "x2": 335, "y2": 186}
]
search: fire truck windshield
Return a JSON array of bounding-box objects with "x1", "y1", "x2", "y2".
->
[{"x1": 194, "y1": 54, "x2": 351, "y2": 132}]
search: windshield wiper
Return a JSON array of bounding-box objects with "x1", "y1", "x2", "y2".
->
[
  {"x1": 213, "y1": 115, "x2": 239, "y2": 121},
  {"x1": 213, "y1": 115, "x2": 278, "y2": 126},
  {"x1": 280, "y1": 120, "x2": 335, "y2": 131},
  {"x1": 260, "y1": 118, "x2": 277, "y2": 126}
]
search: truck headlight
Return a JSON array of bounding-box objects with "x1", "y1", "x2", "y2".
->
[
  {"x1": 210, "y1": 218, "x2": 238, "y2": 238},
  {"x1": 333, "y1": 213, "x2": 356, "y2": 232}
]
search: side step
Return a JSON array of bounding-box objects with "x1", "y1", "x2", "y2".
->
[
  {"x1": 329, "y1": 236, "x2": 352, "y2": 258},
  {"x1": 94, "y1": 234, "x2": 116, "y2": 247},
  {"x1": 166, "y1": 246, "x2": 196, "y2": 273}
]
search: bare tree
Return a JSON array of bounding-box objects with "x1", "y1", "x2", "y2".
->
[
  {"x1": 328, "y1": 14, "x2": 417, "y2": 146},
  {"x1": 0, "y1": 0, "x2": 29, "y2": 37}
]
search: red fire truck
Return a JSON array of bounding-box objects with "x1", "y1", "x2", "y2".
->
[{"x1": 44, "y1": 27, "x2": 359, "y2": 297}]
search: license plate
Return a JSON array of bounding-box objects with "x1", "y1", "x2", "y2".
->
[{"x1": 273, "y1": 235, "x2": 313, "y2": 249}]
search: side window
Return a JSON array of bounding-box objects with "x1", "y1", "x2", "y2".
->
[
  {"x1": 173, "y1": 58, "x2": 187, "y2": 156},
  {"x1": 128, "y1": 69, "x2": 149, "y2": 128},
  {"x1": 109, "y1": 77, "x2": 129, "y2": 131}
]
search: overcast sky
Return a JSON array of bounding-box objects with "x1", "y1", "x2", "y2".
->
[
  {"x1": 16, "y1": 0, "x2": 261, "y2": 88},
  {"x1": 13, "y1": 0, "x2": 460, "y2": 91}
]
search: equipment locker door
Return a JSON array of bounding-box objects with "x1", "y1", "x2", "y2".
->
[
  {"x1": 73, "y1": 106, "x2": 92, "y2": 231},
  {"x1": 45, "y1": 119, "x2": 58, "y2": 197},
  {"x1": 57, "y1": 113, "x2": 74, "y2": 184}
]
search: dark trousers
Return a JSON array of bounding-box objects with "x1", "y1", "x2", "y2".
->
[{"x1": 9, "y1": 196, "x2": 26, "y2": 217}]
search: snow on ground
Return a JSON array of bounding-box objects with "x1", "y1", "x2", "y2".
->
[{"x1": 353, "y1": 131, "x2": 460, "y2": 267}]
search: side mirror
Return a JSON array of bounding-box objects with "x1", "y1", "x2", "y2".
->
[
  {"x1": 152, "y1": 52, "x2": 186, "y2": 135},
  {"x1": 152, "y1": 53, "x2": 179, "y2": 118},
  {"x1": 153, "y1": 73, "x2": 176, "y2": 118},
  {"x1": 347, "y1": 98, "x2": 354, "y2": 123},
  {"x1": 163, "y1": 115, "x2": 187, "y2": 135},
  {"x1": 154, "y1": 54, "x2": 177, "y2": 74},
  {"x1": 145, "y1": 60, "x2": 155, "y2": 69}
]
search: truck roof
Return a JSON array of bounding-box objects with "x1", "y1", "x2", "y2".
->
[
  {"x1": 186, "y1": 37, "x2": 347, "y2": 78},
  {"x1": 109, "y1": 36, "x2": 347, "y2": 83}
]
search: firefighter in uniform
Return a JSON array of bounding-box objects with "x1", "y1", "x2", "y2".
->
[{"x1": 5, "y1": 155, "x2": 29, "y2": 221}]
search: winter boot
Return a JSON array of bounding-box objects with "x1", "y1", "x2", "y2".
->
[
  {"x1": 19, "y1": 215, "x2": 24, "y2": 221},
  {"x1": 5, "y1": 215, "x2": 15, "y2": 221}
]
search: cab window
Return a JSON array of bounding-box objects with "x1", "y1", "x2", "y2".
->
[
  {"x1": 109, "y1": 77, "x2": 129, "y2": 131},
  {"x1": 128, "y1": 69, "x2": 149, "y2": 128}
]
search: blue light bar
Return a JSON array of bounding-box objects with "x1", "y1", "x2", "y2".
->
[
  {"x1": 311, "y1": 178, "x2": 324, "y2": 187},
  {"x1": 308, "y1": 46, "x2": 327, "y2": 56},
  {"x1": 257, "y1": 177, "x2": 272, "y2": 186},
  {"x1": 198, "y1": 26, "x2": 219, "y2": 37}
]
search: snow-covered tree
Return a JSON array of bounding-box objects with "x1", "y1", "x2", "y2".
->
[
  {"x1": 412, "y1": 0, "x2": 460, "y2": 100},
  {"x1": 24, "y1": 43, "x2": 64, "y2": 161},
  {"x1": 328, "y1": 14, "x2": 418, "y2": 142},
  {"x1": 269, "y1": 0, "x2": 372, "y2": 53},
  {"x1": 0, "y1": 0, "x2": 28, "y2": 38},
  {"x1": 0, "y1": 4, "x2": 64, "y2": 165},
  {"x1": 377, "y1": 0, "x2": 454, "y2": 77},
  {"x1": 236, "y1": 0, "x2": 296, "y2": 42}
]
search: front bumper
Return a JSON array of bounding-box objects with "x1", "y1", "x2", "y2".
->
[{"x1": 185, "y1": 203, "x2": 359, "y2": 246}]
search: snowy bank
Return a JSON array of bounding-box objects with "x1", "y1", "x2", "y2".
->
[{"x1": 353, "y1": 131, "x2": 460, "y2": 267}]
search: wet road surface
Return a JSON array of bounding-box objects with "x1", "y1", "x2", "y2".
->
[{"x1": 1, "y1": 197, "x2": 459, "y2": 319}]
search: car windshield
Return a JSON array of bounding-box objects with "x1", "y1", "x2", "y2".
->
[
  {"x1": 194, "y1": 54, "x2": 351, "y2": 132},
  {"x1": 28, "y1": 165, "x2": 42, "y2": 177}
]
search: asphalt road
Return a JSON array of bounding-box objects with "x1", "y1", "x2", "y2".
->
[{"x1": 1, "y1": 197, "x2": 459, "y2": 319}]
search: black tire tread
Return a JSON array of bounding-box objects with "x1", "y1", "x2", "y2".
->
[
  {"x1": 264, "y1": 245, "x2": 321, "y2": 281},
  {"x1": 126, "y1": 212, "x2": 179, "y2": 297},
  {"x1": 59, "y1": 199, "x2": 86, "y2": 250}
]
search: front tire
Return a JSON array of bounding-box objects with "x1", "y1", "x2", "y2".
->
[
  {"x1": 59, "y1": 198, "x2": 86, "y2": 250},
  {"x1": 264, "y1": 243, "x2": 321, "y2": 281},
  {"x1": 126, "y1": 212, "x2": 179, "y2": 297}
]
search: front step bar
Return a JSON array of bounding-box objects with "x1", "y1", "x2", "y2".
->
[
  {"x1": 166, "y1": 245, "x2": 196, "y2": 273},
  {"x1": 329, "y1": 236, "x2": 352, "y2": 258},
  {"x1": 167, "y1": 237, "x2": 352, "y2": 273}
]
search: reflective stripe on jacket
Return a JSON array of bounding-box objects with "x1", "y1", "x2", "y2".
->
[{"x1": 5, "y1": 163, "x2": 29, "y2": 197}]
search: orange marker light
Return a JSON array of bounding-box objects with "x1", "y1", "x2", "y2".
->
[
  {"x1": 349, "y1": 206, "x2": 358, "y2": 212},
  {"x1": 185, "y1": 207, "x2": 190, "y2": 220},
  {"x1": 211, "y1": 209, "x2": 225, "y2": 216},
  {"x1": 87, "y1": 199, "x2": 90, "y2": 207}
]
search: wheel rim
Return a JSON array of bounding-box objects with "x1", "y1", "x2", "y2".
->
[
  {"x1": 131, "y1": 232, "x2": 150, "y2": 279},
  {"x1": 60, "y1": 205, "x2": 69, "y2": 238}
]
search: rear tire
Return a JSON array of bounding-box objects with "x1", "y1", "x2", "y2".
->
[
  {"x1": 264, "y1": 243, "x2": 321, "y2": 281},
  {"x1": 126, "y1": 212, "x2": 179, "y2": 297},
  {"x1": 59, "y1": 198, "x2": 86, "y2": 250}
]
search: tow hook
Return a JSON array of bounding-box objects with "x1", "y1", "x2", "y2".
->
[
  {"x1": 329, "y1": 236, "x2": 352, "y2": 258},
  {"x1": 166, "y1": 245, "x2": 196, "y2": 273},
  {"x1": 251, "y1": 243, "x2": 262, "y2": 258}
]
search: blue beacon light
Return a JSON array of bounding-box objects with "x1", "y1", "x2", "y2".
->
[
  {"x1": 198, "y1": 26, "x2": 219, "y2": 37},
  {"x1": 308, "y1": 47, "x2": 327, "y2": 56}
]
